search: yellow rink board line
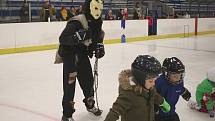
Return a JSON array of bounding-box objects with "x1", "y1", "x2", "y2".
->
[
  {"x1": 0, "y1": 44, "x2": 58, "y2": 55},
  {"x1": 0, "y1": 30, "x2": 215, "y2": 55}
]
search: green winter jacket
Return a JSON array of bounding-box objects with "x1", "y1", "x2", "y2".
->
[
  {"x1": 104, "y1": 69, "x2": 164, "y2": 121},
  {"x1": 196, "y1": 79, "x2": 215, "y2": 111}
]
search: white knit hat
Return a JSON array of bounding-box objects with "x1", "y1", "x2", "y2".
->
[{"x1": 207, "y1": 67, "x2": 215, "y2": 82}]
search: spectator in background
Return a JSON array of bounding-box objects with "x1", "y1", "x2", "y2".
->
[
  {"x1": 122, "y1": 8, "x2": 128, "y2": 20},
  {"x1": 67, "y1": 6, "x2": 77, "y2": 20},
  {"x1": 105, "y1": 9, "x2": 115, "y2": 20},
  {"x1": 174, "y1": 12, "x2": 179, "y2": 18},
  {"x1": 20, "y1": 0, "x2": 29, "y2": 22},
  {"x1": 116, "y1": 9, "x2": 123, "y2": 20},
  {"x1": 76, "y1": 5, "x2": 83, "y2": 15},
  {"x1": 40, "y1": 0, "x2": 56, "y2": 22},
  {"x1": 133, "y1": 9, "x2": 139, "y2": 20},
  {"x1": 146, "y1": 15, "x2": 153, "y2": 35},
  {"x1": 184, "y1": 12, "x2": 190, "y2": 18},
  {"x1": 133, "y1": 2, "x2": 142, "y2": 20},
  {"x1": 60, "y1": 6, "x2": 68, "y2": 21}
]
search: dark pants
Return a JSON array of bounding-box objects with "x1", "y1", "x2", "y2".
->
[
  {"x1": 155, "y1": 113, "x2": 180, "y2": 121},
  {"x1": 60, "y1": 45, "x2": 94, "y2": 117}
]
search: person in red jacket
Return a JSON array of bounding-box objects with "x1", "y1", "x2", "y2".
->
[{"x1": 146, "y1": 16, "x2": 153, "y2": 35}]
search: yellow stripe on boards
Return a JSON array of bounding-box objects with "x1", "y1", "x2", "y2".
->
[{"x1": 0, "y1": 44, "x2": 58, "y2": 55}]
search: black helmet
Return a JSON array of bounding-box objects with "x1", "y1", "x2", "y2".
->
[
  {"x1": 131, "y1": 55, "x2": 161, "y2": 86},
  {"x1": 162, "y1": 57, "x2": 185, "y2": 73},
  {"x1": 162, "y1": 57, "x2": 185, "y2": 83}
]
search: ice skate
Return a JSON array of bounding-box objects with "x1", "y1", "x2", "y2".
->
[
  {"x1": 209, "y1": 110, "x2": 215, "y2": 118},
  {"x1": 61, "y1": 116, "x2": 75, "y2": 121},
  {"x1": 187, "y1": 100, "x2": 200, "y2": 110},
  {"x1": 83, "y1": 97, "x2": 103, "y2": 116},
  {"x1": 87, "y1": 106, "x2": 103, "y2": 116}
]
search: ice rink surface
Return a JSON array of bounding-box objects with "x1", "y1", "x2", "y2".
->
[{"x1": 0, "y1": 34, "x2": 215, "y2": 121}]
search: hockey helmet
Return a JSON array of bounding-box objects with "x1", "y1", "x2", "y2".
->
[
  {"x1": 162, "y1": 57, "x2": 185, "y2": 83},
  {"x1": 131, "y1": 55, "x2": 161, "y2": 86}
]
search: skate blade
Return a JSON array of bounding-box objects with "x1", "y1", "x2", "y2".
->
[{"x1": 88, "y1": 109, "x2": 103, "y2": 116}]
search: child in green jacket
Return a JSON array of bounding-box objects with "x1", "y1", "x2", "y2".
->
[
  {"x1": 189, "y1": 67, "x2": 215, "y2": 118},
  {"x1": 195, "y1": 67, "x2": 215, "y2": 117},
  {"x1": 104, "y1": 55, "x2": 170, "y2": 121}
]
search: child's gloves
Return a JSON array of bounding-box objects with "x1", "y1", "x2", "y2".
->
[
  {"x1": 182, "y1": 88, "x2": 191, "y2": 101},
  {"x1": 208, "y1": 110, "x2": 214, "y2": 118},
  {"x1": 160, "y1": 98, "x2": 170, "y2": 113}
]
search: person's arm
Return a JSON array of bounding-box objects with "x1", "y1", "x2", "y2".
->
[
  {"x1": 159, "y1": 98, "x2": 170, "y2": 113},
  {"x1": 88, "y1": 29, "x2": 105, "y2": 59},
  {"x1": 154, "y1": 89, "x2": 170, "y2": 113},
  {"x1": 59, "y1": 20, "x2": 91, "y2": 45},
  {"x1": 181, "y1": 87, "x2": 191, "y2": 101},
  {"x1": 104, "y1": 91, "x2": 132, "y2": 121}
]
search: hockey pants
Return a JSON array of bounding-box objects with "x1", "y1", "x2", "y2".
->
[{"x1": 61, "y1": 47, "x2": 94, "y2": 118}]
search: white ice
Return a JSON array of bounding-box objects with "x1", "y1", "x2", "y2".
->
[{"x1": 0, "y1": 34, "x2": 215, "y2": 121}]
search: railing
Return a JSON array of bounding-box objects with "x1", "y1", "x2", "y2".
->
[
  {"x1": 0, "y1": 0, "x2": 136, "y2": 23},
  {"x1": 1, "y1": 0, "x2": 214, "y2": 23},
  {"x1": 160, "y1": 0, "x2": 215, "y2": 17}
]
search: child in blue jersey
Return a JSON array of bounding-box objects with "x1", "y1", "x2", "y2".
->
[{"x1": 155, "y1": 57, "x2": 191, "y2": 121}]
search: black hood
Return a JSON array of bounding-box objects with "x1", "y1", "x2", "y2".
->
[
  {"x1": 83, "y1": 0, "x2": 103, "y2": 43},
  {"x1": 83, "y1": 0, "x2": 103, "y2": 21}
]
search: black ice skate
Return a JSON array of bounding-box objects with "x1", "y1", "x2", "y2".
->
[
  {"x1": 87, "y1": 106, "x2": 103, "y2": 116},
  {"x1": 209, "y1": 110, "x2": 215, "y2": 117},
  {"x1": 83, "y1": 97, "x2": 103, "y2": 116},
  {"x1": 61, "y1": 116, "x2": 75, "y2": 121}
]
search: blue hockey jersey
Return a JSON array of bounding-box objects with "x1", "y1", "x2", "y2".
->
[{"x1": 155, "y1": 74, "x2": 185, "y2": 116}]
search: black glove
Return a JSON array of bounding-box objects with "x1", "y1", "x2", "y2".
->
[
  {"x1": 182, "y1": 88, "x2": 191, "y2": 101},
  {"x1": 74, "y1": 29, "x2": 91, "y2": 43},
  {"x1": 95, "y1": 43, "x2": 105, "y2": 59}
]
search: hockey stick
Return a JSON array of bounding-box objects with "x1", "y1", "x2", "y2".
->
[{"x1": 93, "y1": 57, "x2": 102, "y2": 113}]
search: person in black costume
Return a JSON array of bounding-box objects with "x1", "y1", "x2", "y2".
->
[{"x1": 55, "y1": 0, "x2": 105, "y2": 121}]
